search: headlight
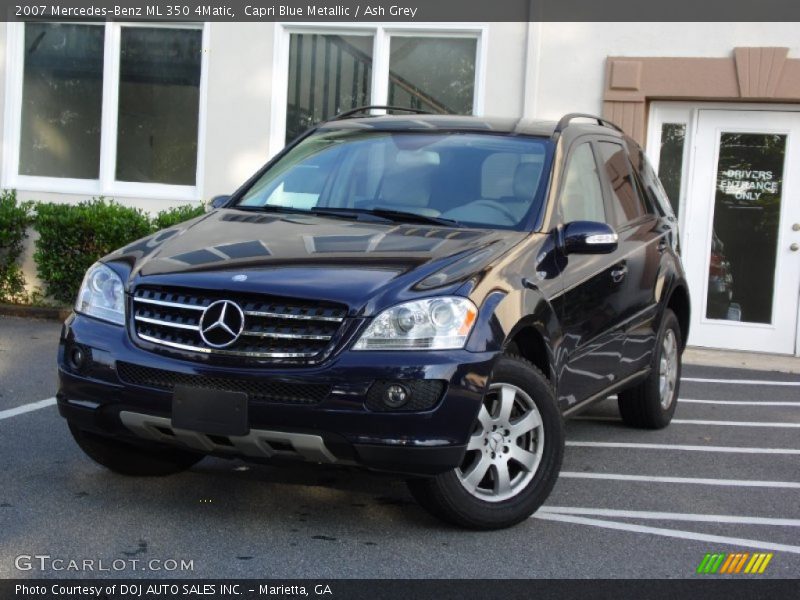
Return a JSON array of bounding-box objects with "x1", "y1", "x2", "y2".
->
[
  {"x1": 75, "y1": 263, "x2": 125, "y2": 326},
  {"x1": 353, "y1": 297, "x2": 477, "y2": 350}
]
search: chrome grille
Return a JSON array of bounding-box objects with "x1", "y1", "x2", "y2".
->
[{"x1": 131, "y1": 286, "x2": 346, "y2": 360}]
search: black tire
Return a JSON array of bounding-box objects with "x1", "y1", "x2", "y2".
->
[
  {"x1": 617, "y1": 308, "x2": 682, "y2": 429},
  {"x1": 408, "y1": 355, "x2": 564, "y2": 530},
  {"x1": 68, "y1": 423, "x2": 202, "y2": 476}
]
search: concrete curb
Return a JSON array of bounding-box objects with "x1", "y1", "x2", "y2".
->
[
  {"x1": 0, "y1": 303, "x2": 70, "y2": 321},
  {"x1": 683, "y1": 347, "x2": 800, "y2": 375}
]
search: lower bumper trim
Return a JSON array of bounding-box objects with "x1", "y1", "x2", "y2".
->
[{"x1": 119, "y1": 411, "x2": 348, "y2": 465}]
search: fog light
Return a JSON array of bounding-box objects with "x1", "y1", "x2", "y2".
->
[
  {"x1": 70, "y1": 347, "x2": 85, "y2": 369},
  {"x1": 66, "y1": 344, "x2": 91, "y2": 373},
  {"x1": 384, "y1": 384, "x2": 410, "y2": 408}
]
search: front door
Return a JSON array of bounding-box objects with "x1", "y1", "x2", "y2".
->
[{"x1": 685, "y1": 110, "x2": 800, "y2": 354}]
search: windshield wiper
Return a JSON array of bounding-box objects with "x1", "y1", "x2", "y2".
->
[
  {"x1": 233, "y1": 204, "x2": 367, "y2": 221},
  {"x1": 233, "y1": 204, "x2": 461, "y2": 227},
  {"x1": 312, "y1": 207, "x2": 461, "y2": 227},
  {"x1": 367, "y1": 208, "x2": 462, "y2": 227},
  {"x1": 232, "y1": 204, "x2": 309, "y2": 215}
]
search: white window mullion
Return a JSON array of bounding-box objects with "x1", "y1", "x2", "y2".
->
[
  {"x1": 98, "y1": 22, "x2": 121, "y2": 195},
  {"x1": 370, "y1": 27, "x2": 390, "y2": 110},
  {"x1": 473, "y1": 25, "x2": 488, "y2": 115},
  {"x1": 2, "y1": 23, "x2": 24, "y2": 189},
  {"x1": 269, "y1": 24, "x2": 292, "y2": 157}
]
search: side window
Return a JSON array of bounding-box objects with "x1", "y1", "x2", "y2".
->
[
  {"x1": 598, "y1": 141, "x2": 647, "y2": 226},
  {"x1": 558, "y1": 142, "x2": 606, "y2": 224}
]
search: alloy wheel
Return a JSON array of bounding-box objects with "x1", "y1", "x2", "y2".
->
[
  {"x1": 659, "y1": 329, "x2": 679, "y2": 409},
  {"x1": 456, "y1": 383, "x2": 545, "y2": 502}
]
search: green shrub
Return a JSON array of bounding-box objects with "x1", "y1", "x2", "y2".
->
[
  {"x1": 0, "y1": 190, "x2": 32, "y2": 303},
  {"x1": 34, "y1": 198, "x2": 151, "y2": 305},
  {"x1": 151, "y1": 203, "x2": 205, "y2": 231}
]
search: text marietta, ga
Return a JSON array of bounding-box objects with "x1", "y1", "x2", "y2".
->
[{"x1": 16, "y1": 584, "x2": 333, "y2": 596}]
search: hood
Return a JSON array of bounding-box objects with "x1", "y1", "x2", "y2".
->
[{"x1": 107, "y1": 209, "x2": 525, "y2": 314}]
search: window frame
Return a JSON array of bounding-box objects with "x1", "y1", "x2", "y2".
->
[
  {"x1": 2, "y1": 21, "x2": 209, "y2": 201},
  {"x1": 269, "y1": 22, "x2": 488, "y2": 157}
]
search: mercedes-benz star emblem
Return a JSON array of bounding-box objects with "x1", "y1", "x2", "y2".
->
[{"x1": 199, "y1": 300, "x2": 245, "y2": 348}]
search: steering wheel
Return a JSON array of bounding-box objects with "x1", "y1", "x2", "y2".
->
[{"x1": 468, "y1": 199, "x2": 519, "y2": 224}]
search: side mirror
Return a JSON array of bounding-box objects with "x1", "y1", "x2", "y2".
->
[
  {"x1": 563, "y1": 221, "x2": 618, "y2": 254},
  {"x1": 205, "y1": 194, "x2": 231, "y2": 212}
]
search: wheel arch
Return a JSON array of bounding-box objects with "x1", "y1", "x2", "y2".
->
[
  {"x1": 479, "y1": 286, "x2": 561, "y2": 385},
  {"x1": 665, "y1": 282, "x2": 691, "y2": 351}
]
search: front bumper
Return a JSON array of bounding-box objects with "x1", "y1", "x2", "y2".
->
[{"x1": 57, "y1": 313, "x2": 498, "y2": 476}]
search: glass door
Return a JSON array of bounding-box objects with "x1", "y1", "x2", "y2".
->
[{"x1": 685, "y1": 110, "x2": 800, "y2": 354}]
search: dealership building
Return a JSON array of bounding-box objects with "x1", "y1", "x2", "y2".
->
[{"x1": 1, "y1": 21, "x2": 799, "y2": 355}]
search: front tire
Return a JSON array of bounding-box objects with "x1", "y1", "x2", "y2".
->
[
  {"x1": 69, "y1": 424, "x2": 202, "y2": 476},
  {"x1": 617, "y1": 308, "x2": 682, "y2": 429},
  {"x1": 408, "y1": 355, "x2": 564, "y2": 530}
]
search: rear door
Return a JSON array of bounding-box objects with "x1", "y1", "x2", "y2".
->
[{"x1": 595, "y1": 137, "x2": 664, "y2": 380}]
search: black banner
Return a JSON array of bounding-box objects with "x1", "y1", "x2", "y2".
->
[
  {"x1": 3, "y1": 579, "x2": 799, "y2": 600},
  {"x1": 4, "y1": 0, "x2": 800, "y2": 22}
]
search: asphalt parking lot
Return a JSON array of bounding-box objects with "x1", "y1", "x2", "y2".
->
[{"x1": 1, "y1": 314, "x2": 798, "y2": 579}]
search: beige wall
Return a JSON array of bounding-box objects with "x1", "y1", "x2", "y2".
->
[
  {"x1": 200, "y1": 23, "x2": 276, "y2": 200},
  {"x1": 481, "y1": 22, "x2": 528, "y2": 117},
  {"x1": 532, "y1": 22, "x2": 800, "y2": 120}
]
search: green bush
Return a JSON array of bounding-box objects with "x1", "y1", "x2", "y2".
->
[
  {"x1": 151, "y1": 203, "x2": 205, "y2": 231},
  {"x1": 0, "y1": 190, "x2": 32, "y2": 303},
  {"x1": 34, "y1": 198, "x2": 151, "y2": 305}
]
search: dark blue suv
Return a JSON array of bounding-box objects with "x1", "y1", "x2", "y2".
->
[{"x1": 58, "y1": 110, "x2": 690, "y2": 529}]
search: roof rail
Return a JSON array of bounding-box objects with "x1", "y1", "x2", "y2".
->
[
  {"x1": 327, "y1": 105, "x2": 433, "y2": 121},
  {"x1": 552, "y1": 113, "x2": 623, "y2": 139}
]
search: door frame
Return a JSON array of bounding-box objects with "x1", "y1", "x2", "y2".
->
[{"x1": 647, "y1": 102, "x2": 800, "y2": 355}]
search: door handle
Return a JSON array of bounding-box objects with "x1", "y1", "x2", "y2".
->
[
  {"x1": 791, "y1": 243, "x2": 799, "y2": 252},
  {"x1": 610, "y1": 264, "x2": 628, "y2": 283}
]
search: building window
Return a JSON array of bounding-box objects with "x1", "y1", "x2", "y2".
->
[
  {"x1": 7, "y1": 22, "x2": 206, "y2": 199},
  {"x1": 281, "y1": 27, "x2": 483, "y2": 147},
  {"x1": 286, "y1": 33, "x2": 373, "y2": 143},
  {"x1": 20, "y1": 23, "x2": 105, "y2": 180},
  {"x1": 387, "y1": 37, "x2": 476, "y2": 114},
  {"x1": 116, "y1": 27, "x2": 202, "y2": 186}
]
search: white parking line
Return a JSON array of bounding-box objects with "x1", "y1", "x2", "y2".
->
[
  {"x1": 682, "y1": 377, "x2": 800, "y2": 387},
  {"x1": 559, "y1": 471, "x2": 800, "y2": 489},
  {"x1": 672, "y1": 419, "x2": 800, "y2": 428},
  {"x1": 680, "y1": 398, "x2": 800, "y2": 407},
  {"x1": 566, "y1": 441, "x2": 800, "y2": 455},
  {"x1": 0, "y1": 397, "x2": 56, "y2": 421},
  {"x1": 532, "y1": 512, "x2": 800, "y2": 554},
  {"x1": 539, "y1": 506, "x2": 800, "y2": 527},
  {"x1": 572, "y1": 416, "x2": 800, "y2": 428}
]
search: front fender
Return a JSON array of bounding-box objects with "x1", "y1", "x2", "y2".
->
[{"x1": 465, "y1": 284, "x2": 561, "y2": 383}]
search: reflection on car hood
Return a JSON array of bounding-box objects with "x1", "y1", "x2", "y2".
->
[{"x1": 106, "y1": 209, "x2": 525, "y2": 311}]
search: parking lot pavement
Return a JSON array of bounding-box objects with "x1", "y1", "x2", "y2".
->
[{"x1": 1, "y1": 315, "x2": 798, "y2": 579}]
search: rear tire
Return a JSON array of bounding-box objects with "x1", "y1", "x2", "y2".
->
[
  {"x1": 408, "y1": 355, "x2": 564, "y2": 530},
  {"x1": 68, "y1": 423, "x2": 202, "y2": 476},
  {"x1": 617, "y1": 308, "x2": 682, "y2": 429}
]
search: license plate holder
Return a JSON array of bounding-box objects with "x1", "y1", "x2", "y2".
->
[{"x1": 171, "y1": 385, "x2": 248, "y2": 437}]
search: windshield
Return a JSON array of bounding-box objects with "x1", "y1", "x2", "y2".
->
[{"x1": 236, "y1": 130, "x2": 551, "y2": 230}]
